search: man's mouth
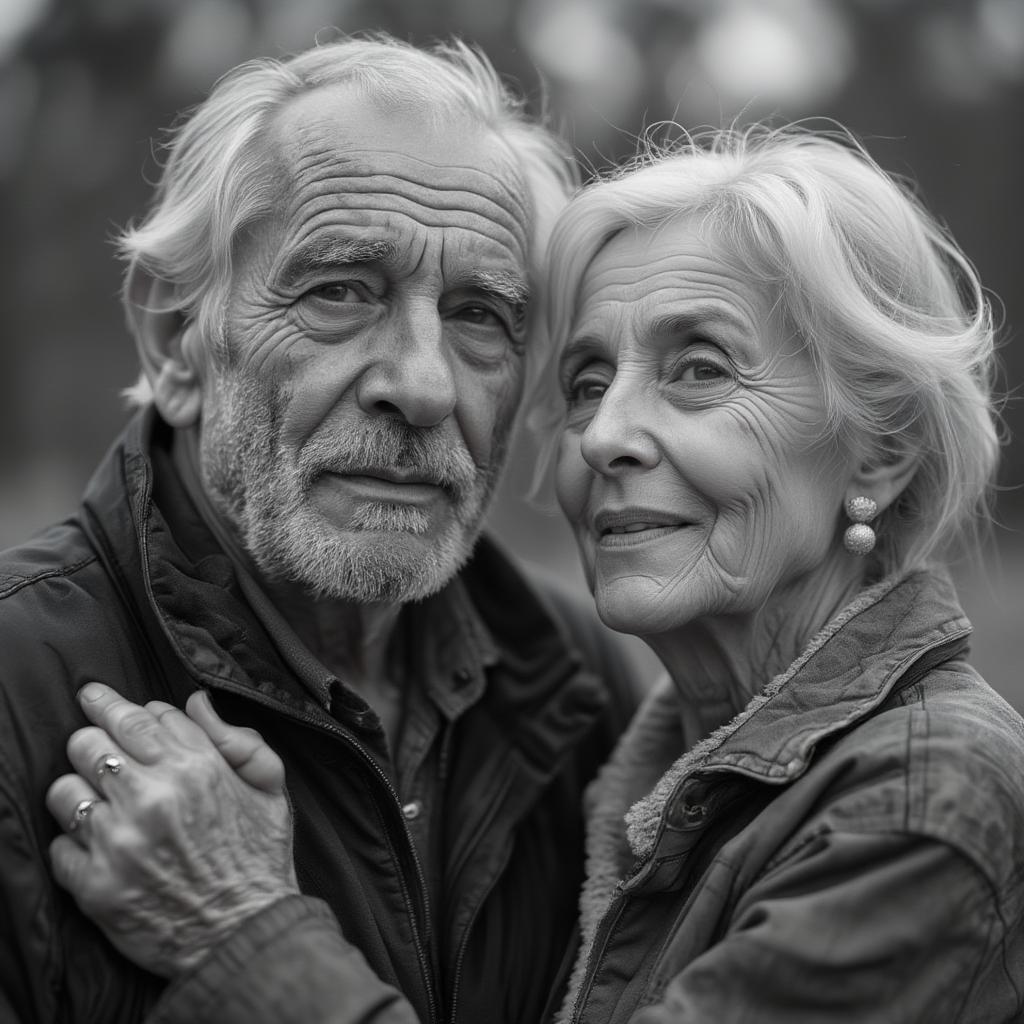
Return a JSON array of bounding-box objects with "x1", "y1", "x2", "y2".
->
[
  {"x1": 320, "y1": 469, "x2": 449, "y2": 505},
  {"x1": 336, "y1": 466, "x2": 445, "y2": 488}
]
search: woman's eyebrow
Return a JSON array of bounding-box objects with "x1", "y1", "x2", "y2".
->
[
  {"x1": 558, "y1": 334, "x2": 606, "y2": 372},
  {"x1": 648, "y1": 304, "x2": 752, "y2": 337}
]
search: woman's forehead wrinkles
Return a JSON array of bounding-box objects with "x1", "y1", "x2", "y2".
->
[{"x1": 581, "y1": 261, "x2": 765, "y2": 329}]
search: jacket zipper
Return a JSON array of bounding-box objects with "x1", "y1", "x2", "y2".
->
[
  {"x1": 207, "y1": 679, "x2": 439, "y2": 1024},
  {"x1": 447, "y1": 839, "x2": 515, "y2": 1024},
  {"x1": 569, "y1": 886, "x2": 630, "y2": 1022},
  {"x1": 570, "y1": 626, "x2": 973, "y2": 1021},
  {"x1": 437, "y1": 718, "x2": 514, "y2": 1024}
]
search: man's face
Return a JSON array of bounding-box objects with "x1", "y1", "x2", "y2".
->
[{"x1": 197, "y1": 85, "x2": 532, "y2": 602}]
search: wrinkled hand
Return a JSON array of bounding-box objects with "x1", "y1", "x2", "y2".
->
[{"x1": 46, "y1": 683, "x2": 299, "y2": 978}]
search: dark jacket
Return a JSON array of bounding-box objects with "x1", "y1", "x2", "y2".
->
[
  {"x1": 559, "y1": 570, "x2": 1024, "y2": 1023},
  {"x1": 0, "y1": 412, "x2": 637, "y2": 1024}
]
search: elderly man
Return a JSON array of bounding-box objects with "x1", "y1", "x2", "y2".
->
[{"x1": 0, "y1": 36, "x2": 636, "y2": 1024}]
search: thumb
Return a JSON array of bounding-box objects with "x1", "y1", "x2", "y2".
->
[{"x1": 185, "y1": 690, "x2": 286, "y2": 795}]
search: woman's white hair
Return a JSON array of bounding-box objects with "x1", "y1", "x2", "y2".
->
[
  {"x1": 538, "y1": 124, "x2": 1002, "y2": 575},
  {"x1": 120, "y1": 32, "x2": 576, "y2": 404}
]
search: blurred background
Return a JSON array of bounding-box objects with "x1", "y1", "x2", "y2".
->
[{"x1": 1, "y1": 0, "x2": 1021, "y2": 708}]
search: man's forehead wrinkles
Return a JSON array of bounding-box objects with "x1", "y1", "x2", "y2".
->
[
  {"x1": 280, "y1": 194, "x2": 528, "y2": 264},
  {"x1": 287, "y1": 143, "x2": 531, "y2": 224},
  {"x1": 287, "y1": 174, "x2": 529, "y2": 239}
]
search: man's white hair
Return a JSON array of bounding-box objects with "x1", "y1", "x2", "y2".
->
[{"x1": 119, "y1": 32, "x2": 576, "y2": 404}]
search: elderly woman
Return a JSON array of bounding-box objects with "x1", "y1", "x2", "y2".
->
[
  {"x1": 43, "y1": 127, "x2": 1024, "y2": 1023},
  {"x1": 542, "y1": 126, "x2": 1024, "y2": 1021}
]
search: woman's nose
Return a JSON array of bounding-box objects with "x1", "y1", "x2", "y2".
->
[{"x1": 578, "y1": 378, "x2": 660, "y2": 476}]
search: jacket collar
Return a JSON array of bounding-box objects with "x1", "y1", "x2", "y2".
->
[
  {"x1": 562, "y1": 567, "x2": 973, "y2": 1014},
  {"x1": 80, "y1": 409, "x2": 606, "y2": 767},
  {"x1": 624, "y1": 570, "x2": 971, "y2": 857}
]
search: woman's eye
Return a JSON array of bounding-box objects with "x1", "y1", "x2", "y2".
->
[
  {"x1": 678, "y1": 360, "x2": 729, "y2": 384},
  {"x1": 567, "y1": 377, "x2": 609, "y2": 404},
  {"x1": 307, "y1": 282, "x2": 366, "y2": 303}
]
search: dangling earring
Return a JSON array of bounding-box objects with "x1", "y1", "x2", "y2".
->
[{"x1": 843, "y1": 496, "x2": 878, "y2": 555}]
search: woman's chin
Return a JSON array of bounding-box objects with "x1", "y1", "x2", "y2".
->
[{"x1": 594, "y1": 587, "x2": 693, "y2": 639}]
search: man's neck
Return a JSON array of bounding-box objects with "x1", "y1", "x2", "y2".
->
[{"x1": 169, "y1": 427, "x2": 406, "y2": 702}]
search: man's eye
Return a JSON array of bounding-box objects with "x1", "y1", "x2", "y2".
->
[{"x1": 454, "y1": 304, "x2": 503, "y2": 328}]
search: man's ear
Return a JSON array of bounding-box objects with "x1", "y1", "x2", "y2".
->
[
  {"x1": 125, "y1": 263, "x2": 203, "y2": 428},
  {"x1": 846, "y1": 443, "x2": 920, "y2": 516}
]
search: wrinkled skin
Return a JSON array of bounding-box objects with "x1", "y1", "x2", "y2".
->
[
  {"x1": 555, "y1": 217, "x2": 860, "y2": 691},
  {"x1": 46, "y1": 683, "x2": 293, "y2": 977},
  {"x1": 187, "y1": 84, "x2": 531, "y2": 604},
  {"x1": 46, "y1": 85, "x2": 535, "y2": 976}
]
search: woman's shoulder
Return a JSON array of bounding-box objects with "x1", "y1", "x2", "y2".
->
[{"x1": 818, "y1": 659, "x2": 1024, "y2": 894}]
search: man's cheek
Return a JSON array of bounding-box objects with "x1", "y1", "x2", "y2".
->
[{"x1": 458, "y1": 380, "x2": 521, "y2": 467}]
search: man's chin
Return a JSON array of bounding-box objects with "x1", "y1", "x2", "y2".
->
[{"x1": 263, "y1": 521, "x2": 478, "y2": 605}]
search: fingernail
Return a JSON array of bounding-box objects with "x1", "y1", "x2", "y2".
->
[
  {"x1": 199, "y1": 689, "x2": 213, "y2": 710},
  {"x1": 77, "y1": 682, "x2": 104, "y2": 703}
]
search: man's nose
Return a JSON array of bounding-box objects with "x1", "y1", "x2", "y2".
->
[
  {"x1": 579, "y1": 376, "x2": 660, "y2": 476},
  {"x1": 356, "y1": 304, "x2": 457, "y2": 427}
]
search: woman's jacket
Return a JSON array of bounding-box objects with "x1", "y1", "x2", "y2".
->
[{"x1": 559, "y1": 569, "x2": 1024, "y2": 1023}]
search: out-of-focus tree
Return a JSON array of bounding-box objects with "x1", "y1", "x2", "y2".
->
[{"x1": 1, "y1": 0, "x2": 1021, "y2": 587}]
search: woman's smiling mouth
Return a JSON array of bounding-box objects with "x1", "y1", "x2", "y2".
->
[{"x1": 593, "y1": 509, "x2": 691, "y2": 547}]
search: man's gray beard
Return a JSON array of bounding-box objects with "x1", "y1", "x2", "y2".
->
[{"x1": 199, "y1": 370, "x2": 504, "y2": 603}]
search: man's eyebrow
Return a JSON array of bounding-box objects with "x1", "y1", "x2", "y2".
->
[
  {"x1": 468, "y1": 269, "x2": 530, "y2": 309},
  {"x1": 278, "y1": 238, "x2": 397, "y2": 288}
]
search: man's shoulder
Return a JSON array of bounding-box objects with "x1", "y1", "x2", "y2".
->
[
  {"x1": 0, "y1": 517, "x2": 97, "y2": 600},
  {"x1": 0, "y1": 517, "x2": 84, "y2": 591},
  {"x1": 0, "y1": 518, "x2": 121, "y2": 723},
  {"x1": 0, "y1": 517, "x2": 119, "y2": 652}
]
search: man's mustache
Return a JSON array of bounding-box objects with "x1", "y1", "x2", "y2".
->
[{"x1": 298, "y1": 422, "x2": 478, "y2": 500}]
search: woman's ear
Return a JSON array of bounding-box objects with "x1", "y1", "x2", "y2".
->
[
  {"x1": 846, "y1": 444, "x2": 920, "y2": 516},
  {"x1": 125, "y1": 264, "x2": 203, "y2": 428}
]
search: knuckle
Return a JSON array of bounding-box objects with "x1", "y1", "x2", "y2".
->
[
  {"x1": 45, "y1": 774, "x2": 76, "y2": 811},
  {"x1": 117, "y1": 708, "x2": 160, "y2": 739},
  {"x1": 236, "y1": 726, "x2": 264, "y2": 746},
  {"x1": 75, "y1": 879, "x2": 114, "y2": 920},
  {"x1": 106, "y1": 819, "x2": 143, "y2": 854},
  {"x1": 66, "y1": 725, "x2": 106, "y2": 760}
]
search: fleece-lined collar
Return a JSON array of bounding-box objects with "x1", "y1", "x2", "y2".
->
[{"x1": 559, "y1": 568, "x2": 972, "y2": 1021}]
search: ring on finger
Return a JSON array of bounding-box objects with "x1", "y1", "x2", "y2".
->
[
  {"x1": 95, "y1": 753, "x2": 124, "y2": 780},
  {"x1": 67, "y1": 798, "x2": 99, "y2": 833}
]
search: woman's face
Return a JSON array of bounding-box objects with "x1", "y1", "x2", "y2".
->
[{"x1": 555, "y1": 217, "x2": 856, "y2": 637}]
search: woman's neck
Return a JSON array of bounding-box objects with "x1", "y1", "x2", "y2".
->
[{"x1": 645, "y1": 554, "x2": 869, "y2": 737}]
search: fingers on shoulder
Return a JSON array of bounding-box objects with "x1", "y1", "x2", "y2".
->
[{"x1": 185, "y1": 692, "x2": 285, "y2": 793}]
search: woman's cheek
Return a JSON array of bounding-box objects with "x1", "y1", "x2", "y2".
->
[{"x1": 555, "y1": 433, "x2": 590, "y2": 525}]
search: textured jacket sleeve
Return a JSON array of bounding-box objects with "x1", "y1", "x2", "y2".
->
[
  {"x1": 630, "y1": 833, "x2": 1019, "y2": 1024},
  {"x1": 148, "y1": 896, "x2": 422, "y2": 1024},
  {"x1": 0, "y1": 758, "x2": 60, "y2": 1024}
]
